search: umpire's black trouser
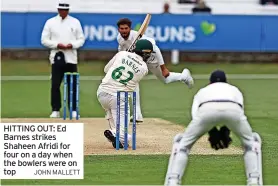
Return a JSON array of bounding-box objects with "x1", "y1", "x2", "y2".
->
[{"x1": 51, "y1": 61, "x2": 78, "y2": 112}]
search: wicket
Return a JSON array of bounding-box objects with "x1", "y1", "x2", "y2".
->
[
  {"x1": 63, "y1": 72, "x2": 80, "y2": 120},
  {"x1": 116, "y1": 91, "x2": 137, "y2": 150}
]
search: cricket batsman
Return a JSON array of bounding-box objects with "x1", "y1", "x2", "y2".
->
[
  {"x1": 164, "y1": 70, "x2": 263, "y2": 186},
  {"x1": 116, "y1": 18, "x2": 194, "y2": 122},
  {"x1": 97, "y1": 39, "x2": 152, "y2": 148}
]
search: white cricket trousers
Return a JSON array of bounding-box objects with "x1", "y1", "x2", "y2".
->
[
  {"x1": 182, "y1": 102, "x2": 254, "y2": 149},
  {"x1": 97, "y1": 89, "x2": 131, "y2": 143},
  {"x1": 167, "y1": 102, "x2": 261, "y2": 185}
]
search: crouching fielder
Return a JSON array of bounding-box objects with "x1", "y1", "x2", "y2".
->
[
  {"x1": 97, "y1": 39, "x2": 152, "y2": 149},
  {"x1": 164, "y1": 70, "x2": 263, "y2": 186}
]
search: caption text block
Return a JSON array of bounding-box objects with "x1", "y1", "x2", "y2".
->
[{"x1": 0, "y1": 123, "x2": 84, "y2": 179}]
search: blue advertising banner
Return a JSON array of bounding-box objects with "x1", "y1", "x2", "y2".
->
[{"x1": 1, "y1": 12, "x2": 278, "y2": 51}]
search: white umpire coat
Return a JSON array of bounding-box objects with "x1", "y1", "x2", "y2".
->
[{"x1": 41, "y1": 15, "x2": 85, "y2": 64}]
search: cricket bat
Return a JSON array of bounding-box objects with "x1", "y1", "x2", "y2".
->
[{"x1": 127, "y1": 13, "x2": 152, "y2": 52}]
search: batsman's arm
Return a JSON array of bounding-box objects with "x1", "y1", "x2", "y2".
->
[{"x1": 41, "y1": 20, "x2": 59, "y2": 49}]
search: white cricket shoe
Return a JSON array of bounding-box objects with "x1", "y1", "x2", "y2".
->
[
  {"x1": 50, "y1": 111, "x2": 60, "y2": 118},
  {"x1": 247, "y1": 172, "x2": 260, "y2": 186},
  {"x1": 181, "y1": 69, "x2": 194, "y2": 89},
  {"x1": 72, "y1": 111, "x2": 80, "y2": 119},
  {"x1": 165, "y1": 177, "x2": 181, "y2": 186}
]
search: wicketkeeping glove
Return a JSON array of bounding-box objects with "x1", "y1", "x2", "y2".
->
[
  {"x1": 219, "y1": 126, "x2": 232, "y2": 148},
  {"x1": 208, "y1": 127, "x2": 225, "y2": 150}
]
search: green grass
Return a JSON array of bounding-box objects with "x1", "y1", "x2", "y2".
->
[
  {"x1": 2, "y1": 60, "x2": 278, "y2": 76},
  {"x1": 1, "y1": 60, "x2": 278, "y2": 185},
  {"x1": 2, "y1": 155, "x2": 278, "y2": 185}
]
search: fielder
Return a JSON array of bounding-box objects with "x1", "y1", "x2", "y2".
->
[
  {"x1": 97, "y1": 39, "x2": 152, "y2": 148},
  {"x1": 116, "y1": 18, "x2": 194, "y2": 122},
  {"x1": 164, "y1": 70, "x2": 263, "y2": 186}
]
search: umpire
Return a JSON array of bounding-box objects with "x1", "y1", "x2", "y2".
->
[{"x1": 41, "y1": 1, "x2": 85, "y2": 118}]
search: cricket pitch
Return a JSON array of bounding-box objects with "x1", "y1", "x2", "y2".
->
[{"x1": 1, "y1": 118, "x2": 243, "y2": 155}]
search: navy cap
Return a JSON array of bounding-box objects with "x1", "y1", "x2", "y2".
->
[{"x1": 210, "y1": 70, "x2": 227, "y2": 83}]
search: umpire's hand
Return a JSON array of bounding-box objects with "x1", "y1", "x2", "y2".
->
[{"x1": 57, "y1": 43, "x2": 67, "y2": 49}]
